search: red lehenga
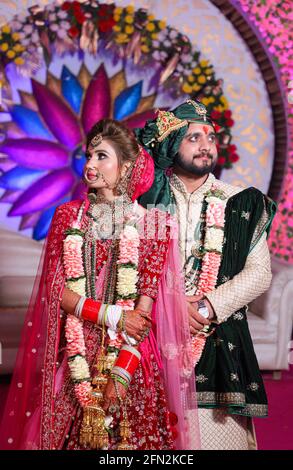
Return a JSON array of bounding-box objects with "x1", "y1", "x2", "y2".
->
[{"x1": 0, "y1": 148, "x2": 199, "y2": 450}]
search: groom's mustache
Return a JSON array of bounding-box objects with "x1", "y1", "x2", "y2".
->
[{"x1": 193, "y1": 152, "x2": 213, "y2": 160}]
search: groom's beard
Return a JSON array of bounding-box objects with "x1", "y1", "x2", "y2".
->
[{"x1": 174, "y1": 151, "x2": 217, "y2": 176}]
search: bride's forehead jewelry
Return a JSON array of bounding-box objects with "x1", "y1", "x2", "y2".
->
[{"x1": 90, "y1": 134, "x2": 103, "y2": 147}]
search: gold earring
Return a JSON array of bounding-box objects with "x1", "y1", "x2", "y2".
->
[{"x1": 114, "y1": 164, "x2": 134, "y2": 196}]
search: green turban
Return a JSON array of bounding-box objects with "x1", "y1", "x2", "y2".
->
[{"x1": 134, "y1": 99, "x2": 214, "y2": 208}]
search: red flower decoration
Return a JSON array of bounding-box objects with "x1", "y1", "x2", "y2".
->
[
  {"x1": 228, "y1": 144, "x2": 237, "y2": 153},
  {"x1": 226, "y1": 118, "x2": 234, "y2": 127},
  {"x1": 98, "y1": 4, "x2": 114, "y2": 16},
  {"x1": 224, "y1": 110, "x2": 232, "y2": 118},
  {"x1": 73, "y1": 1, "x2": 81, "y2": 9},
  {"x1": 74, "y1": 10, "x2": 86, "y2": 24},
  {"x1": 213, "y1": 122, "x2": 221, "y2": 133},
  {"x1": 61, "y1": 1, "x2": 71, "y2": 11},
  {"x1": 211, "y1": 110, "x2": 221, "y2": 120},
  {"x1": 229, "y1": 153, "x2": 239, "y2": 163},
  {"x1": 99, "y1": 18, "x2": 116, "y2": 33},
  {"x1": 217, "y1": 156, "x2": 226, "y2": 166},
  {"x1": 68, "y1": 25, "x2": 79, "y2": 38},
  {"x1": 97, "y1": 3, "x2": 116, "y2": 33}
]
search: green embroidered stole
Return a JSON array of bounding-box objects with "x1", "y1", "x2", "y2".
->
[{"x1": 217, "y1": 187, "x2": 276, "y2": 286}]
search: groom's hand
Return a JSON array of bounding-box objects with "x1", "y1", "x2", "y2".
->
[{"x1": 186, "y1": 295, "x2": 211, "y2": 335}]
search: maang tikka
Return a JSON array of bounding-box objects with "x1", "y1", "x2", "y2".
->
[{"x1": 90, "y1": 134, "x2": 103, "y2": 147}]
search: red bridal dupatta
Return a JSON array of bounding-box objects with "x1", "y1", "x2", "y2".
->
[{"x1": 0, "y1": 148, "x2": 200, "y2": 450}]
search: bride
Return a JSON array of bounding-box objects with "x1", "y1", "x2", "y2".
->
[{"x1": 0, "y1": 119, "x2": 198, "y2": 450}]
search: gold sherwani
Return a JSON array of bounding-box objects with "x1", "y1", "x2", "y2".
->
[{"x1": 170, "y1": 173, "x2": 272, "y2": 450}]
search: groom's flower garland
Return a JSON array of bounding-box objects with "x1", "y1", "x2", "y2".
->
[
  {"x1": 63, "y1": 203, "x2": 140, "y2": 408},
  {"x1": 190, "y1": 185, "x2": 227, "y2": 367}
]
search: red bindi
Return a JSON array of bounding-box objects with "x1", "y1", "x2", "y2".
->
[{"x1": 203, "y1": 125, "x2": 209, "y2": 135}]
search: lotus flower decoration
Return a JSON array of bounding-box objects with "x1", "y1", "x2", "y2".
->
[{"x1": 0, "y1": 63, "x2": 157, "y2": 240}]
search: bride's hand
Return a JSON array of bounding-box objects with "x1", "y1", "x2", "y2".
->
[
  {"x1": 102, "y1": 377, "x2": 127, "y2": 412},
  {"x1": 124, "y1": 309, "x2": 152, "y2": 342}
]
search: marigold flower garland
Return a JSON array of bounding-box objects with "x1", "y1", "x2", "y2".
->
[
  {"x1": 63, "y1": 203, "x2": 140, "y2": 408},
  {"x1": 190, "y1": 185, "x2": 227, "y2": 367}
]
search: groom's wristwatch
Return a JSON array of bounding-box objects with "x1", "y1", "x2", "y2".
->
[{"x1": 197, "y1": 299, "x2": 209, "y2": 319}]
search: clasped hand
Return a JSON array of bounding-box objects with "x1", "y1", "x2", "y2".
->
[
  {"x1": 124, "y1": 309, "x2": 152, "y2": 342},
  {"x1": 186, "y1": 295, "x2": 213, "y2": 335}
]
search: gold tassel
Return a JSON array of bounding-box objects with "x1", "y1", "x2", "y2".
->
[
  {"x1": 79, "y1": 407, "x2": 92, "y2": 446},
  {"x1": 80, "y1": 398, "x2": 109, "y2": 449},
  {"x1": 79, "y1": 349, "x2": 109, "y2": 449},
  {"x1": 117, "y1": 415, "x2": 133, "y2": 450},
  {"x1": 116, "y1": 397, "x2": 133, "y2": 451}
]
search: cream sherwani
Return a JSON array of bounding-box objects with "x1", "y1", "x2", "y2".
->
[{"x1": 170, "y1": 173, "x2": 272, "y2": 450}]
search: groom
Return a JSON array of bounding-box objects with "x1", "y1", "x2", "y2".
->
[{"x1": 135, "y1": 100, "x2": 276, "y2": 450}]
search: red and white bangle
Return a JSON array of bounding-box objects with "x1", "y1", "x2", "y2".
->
[
  {"x1": 113, "y1": 345, "x2": 141, "y2": 376},
  {"x1": 80, "y1": 298, "x2": 102, "y2": 323},
  {"x1": 74, "y1": 297, "x2": 122, "y2": 332},
  {"x1": 111, "y1": 345, "x2": 141, "y2": 388}
]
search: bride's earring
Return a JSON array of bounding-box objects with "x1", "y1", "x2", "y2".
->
[{"x1": 114, "y1": 164, "x2": 134, "y2": 196}]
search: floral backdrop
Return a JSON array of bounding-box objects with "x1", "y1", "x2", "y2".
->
[
  {"x1": 238, "y1": 0, "x2": 292, "y2": 262},
  {"x1": 0, "y1": 1, "x2": 239, "y2": 240},
  {"x1": 0, "y1": 0, "x2": 291, "y2": 262}
]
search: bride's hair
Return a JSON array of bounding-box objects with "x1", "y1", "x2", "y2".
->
[{"x1": 86, "y1": 118, "x2": 140, "y2": 169}]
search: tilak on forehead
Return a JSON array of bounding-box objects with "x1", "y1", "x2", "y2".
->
[{"x1": 203, "y1": 125, "x2": 211, "y2": 135}]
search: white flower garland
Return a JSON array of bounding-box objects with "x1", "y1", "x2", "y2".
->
[
  {"x1": 191, "y1": 185, "x2": 228, "y2": 366},
  {"x1": 63, "y1": 202, "x2": 140, "y2": 408}
]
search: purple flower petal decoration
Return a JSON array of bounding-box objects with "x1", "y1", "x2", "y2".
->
[
  {"x1": 0, "y1": 158, "x2": 17, "y2": 172},
  {"x1": 19, "y1": 212, "x2": 41, "y2": 231},
  {"x1": 147, "y1": 66, "x2": 163, "y2": 92},
  {"x1": 10, "y1": 105, "x2": 55, "y2": 141},
  {"x1": 72, "y1": 146, "x2": 87, "y2": 177},
  {"x1": 0, "y1": 189, "x2": 23, "y2": 203},
  {"x1": 5, "y1": 122, "x2": 27, "y2": 139},
  {"x1": 0, "y1": 139, "x2": 69, "y2": 170},
  {"x1": 61, "y1": 66, "x2": 83, "y2": 114},
  {"x1": 114, "y1": 81, "x2": 142, "y2": 120},
  {"x1": 0, "y1": 166, "x2": 45, "y2": 190},
  {"x1": 81, "y1": 64, "x2": 111, "y2": 134},
  {"x1": 32, "y1": 205, "x2": 56, "y2": 241},
  {"x1": 33, "y1": 195, "x2": 70, "y2": 240},
  {"x1": 32, "y1": 79, "x2": 83, "y2": 150},
  {"x1": 8, "y1": 168, "x2": 75, "y2": 216},
  {"x1": 124, "y1": 109, "x2": 157, "y2": 129}
]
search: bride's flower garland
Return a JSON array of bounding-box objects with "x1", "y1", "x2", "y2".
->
[
  {"x1": 63, "y1": 202, "x2": 140, "y2": 408},
  {"x1": 190, "y1": 185, "x2": 227, "y2": 367}
]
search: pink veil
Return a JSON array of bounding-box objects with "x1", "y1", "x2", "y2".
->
[
  {"x1": 0, "y1": 235, "x2": 62, "y2": 449},
  {"x1": 154, "y1": 223, "x2": 200, "y2": 450},
  {"x1": 0, "y1": 147, "x2": 200, "y2": 450}
]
